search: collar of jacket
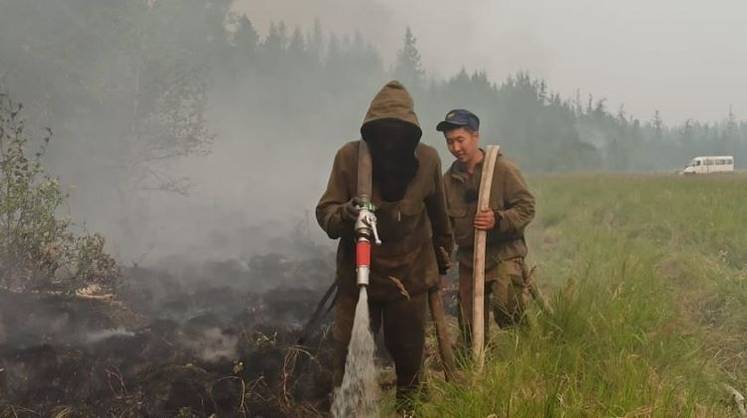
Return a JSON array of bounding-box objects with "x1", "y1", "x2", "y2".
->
[{"x1": 449, "y1": 148, "x2": 487, "y2": 183}]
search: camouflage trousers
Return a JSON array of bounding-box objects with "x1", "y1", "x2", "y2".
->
[
  {"x1": 332, "y1": 291, "x2": 427, "y2": 403},
  {"x1": 457, "y1": 257, "x2": 531, "y2": 347}
]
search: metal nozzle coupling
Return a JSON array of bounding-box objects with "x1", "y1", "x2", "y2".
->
[
  {"x1": 355, "y1": 208, "x2": 381, "y2": 245},
  {"x1": 356, "y1": 263, "x2": 370, "y2": 287},
  {"x1": 355, "y1": 201, "x2": 381, "y2": 287}
]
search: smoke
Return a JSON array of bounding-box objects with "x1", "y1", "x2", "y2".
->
[
  {"x1": 236, "y1": 0, "x2": 747, "y2": 123},
  {"x1": 0, "y1": 252, "x2": 336, "y2": 415},
  {"x1": 84, "y1": 328, "x2": 136, "y2": 344},
  {"x1": 181, "y1": 327, "x2": 239, "y2": 363},
  {"x1": 4, "y1": 1, "x2": 743, "y2": 414},
  {"x1": 1, "y1": 0, "x2": 745, "y2": 262}
]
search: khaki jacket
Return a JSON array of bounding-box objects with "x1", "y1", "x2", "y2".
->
[{"x1": 443, "y1": 149, "x2": 535, "y2": 268}]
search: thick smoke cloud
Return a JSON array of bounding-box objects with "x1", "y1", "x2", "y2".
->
[
  {"x1": 237, "y1": 0, "x2": 747, "y2": 123},
  {"x1": 1, "y1": 0, "x2": 745, "y2": 262}
]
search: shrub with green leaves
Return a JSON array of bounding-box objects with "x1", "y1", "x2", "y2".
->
[{"x1": 0, "y1": 91, "x2": 118, "y2": 293}]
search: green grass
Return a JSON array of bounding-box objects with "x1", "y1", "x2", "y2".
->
[{"x1": 416, "y1": 173, "x2": 747, "y2": 417}]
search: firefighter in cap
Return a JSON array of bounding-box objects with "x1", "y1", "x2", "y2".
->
[{"x1": 438, "y1": 109, "x2": 536, "y2": 345}]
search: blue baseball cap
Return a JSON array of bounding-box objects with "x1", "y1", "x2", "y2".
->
[{"x1": 436, "y1": 109, "x2": 480, "y2": 132}]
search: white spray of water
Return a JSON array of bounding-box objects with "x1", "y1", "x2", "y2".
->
[{"x1": 332, "y1": 287, "x2": 379, "y2": 418}]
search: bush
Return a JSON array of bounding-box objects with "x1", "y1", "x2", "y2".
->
[{"x1": 0, "y1": 91, "x2": 119, "y2": 293}]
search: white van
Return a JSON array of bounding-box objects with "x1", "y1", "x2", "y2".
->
[{"x1": 681, "y1": 155, "x2": 735, "y2": 175}]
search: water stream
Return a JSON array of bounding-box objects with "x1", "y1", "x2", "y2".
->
[{"x1": 331, "y1": 286, "x2": 379, "y2": 417}]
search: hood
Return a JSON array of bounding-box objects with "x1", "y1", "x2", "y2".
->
[{"x1": 360, "y1": 80, "x2": 422, "y2": 142}]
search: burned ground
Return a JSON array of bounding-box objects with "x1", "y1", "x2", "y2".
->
[{"x1": 0, "y1": 241, "x2": 340, "y2": 417}]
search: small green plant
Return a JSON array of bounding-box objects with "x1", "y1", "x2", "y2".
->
[{"x1": 0, "y1": 91, "x2": 119, "y2": 293}]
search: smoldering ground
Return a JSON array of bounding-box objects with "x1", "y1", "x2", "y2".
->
[{"x1": 0, "y1": 236, "x2": 339, "y2": 417}]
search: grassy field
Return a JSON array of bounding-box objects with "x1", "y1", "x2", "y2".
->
[{"x1": 415, "y1": 173, "x2": 747, "y2": 417}]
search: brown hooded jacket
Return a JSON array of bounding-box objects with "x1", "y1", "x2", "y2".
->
[{"x1": 316, "y1": 81, "x2": 452, "y2": 302}]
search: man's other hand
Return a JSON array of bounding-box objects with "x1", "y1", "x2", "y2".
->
[{"x1": 473, "y1": 209, "x2": 496, "y2": 230}]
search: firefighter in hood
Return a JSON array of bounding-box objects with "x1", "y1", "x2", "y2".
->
[{"x1": 316, "y1": 81, "x2": 452, "y2": 405}]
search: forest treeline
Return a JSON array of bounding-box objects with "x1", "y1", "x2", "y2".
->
[{"x1": 1, "y1": 0, "x2": 744, "y2": 189}]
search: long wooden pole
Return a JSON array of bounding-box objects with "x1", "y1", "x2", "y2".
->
[{"x1": 472, "y1": 145, "x2": 499, "y2": 368}]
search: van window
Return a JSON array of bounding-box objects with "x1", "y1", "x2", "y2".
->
[
  {"x1": 705, "y1": 159, "x2": 714, "y2": 166},
  {"x1": 694, "y1": 160, "x2": 701, "y2": 166},
  {"x1": 727, "y1": 158, "x2": 734, "y2": 164}
]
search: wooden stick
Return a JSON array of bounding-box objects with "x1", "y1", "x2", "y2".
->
[{"x1": 472, "y1": 145, "x2": 500, "y2": 368}]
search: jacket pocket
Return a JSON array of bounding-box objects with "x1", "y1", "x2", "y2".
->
[
  {"x1": 447, "y1": 203, "x2": 474, "y2": 247},
  {"x1": 395, "y1": 199, "x2": 425, "y2": 240},
  {"x1": 374, "y1": 199, "x2": 426, "y2": 255}
]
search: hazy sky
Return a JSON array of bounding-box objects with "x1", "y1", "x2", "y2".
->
[{"x1": 236, "y1": 0, "x2": 747, "y2": 124}]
